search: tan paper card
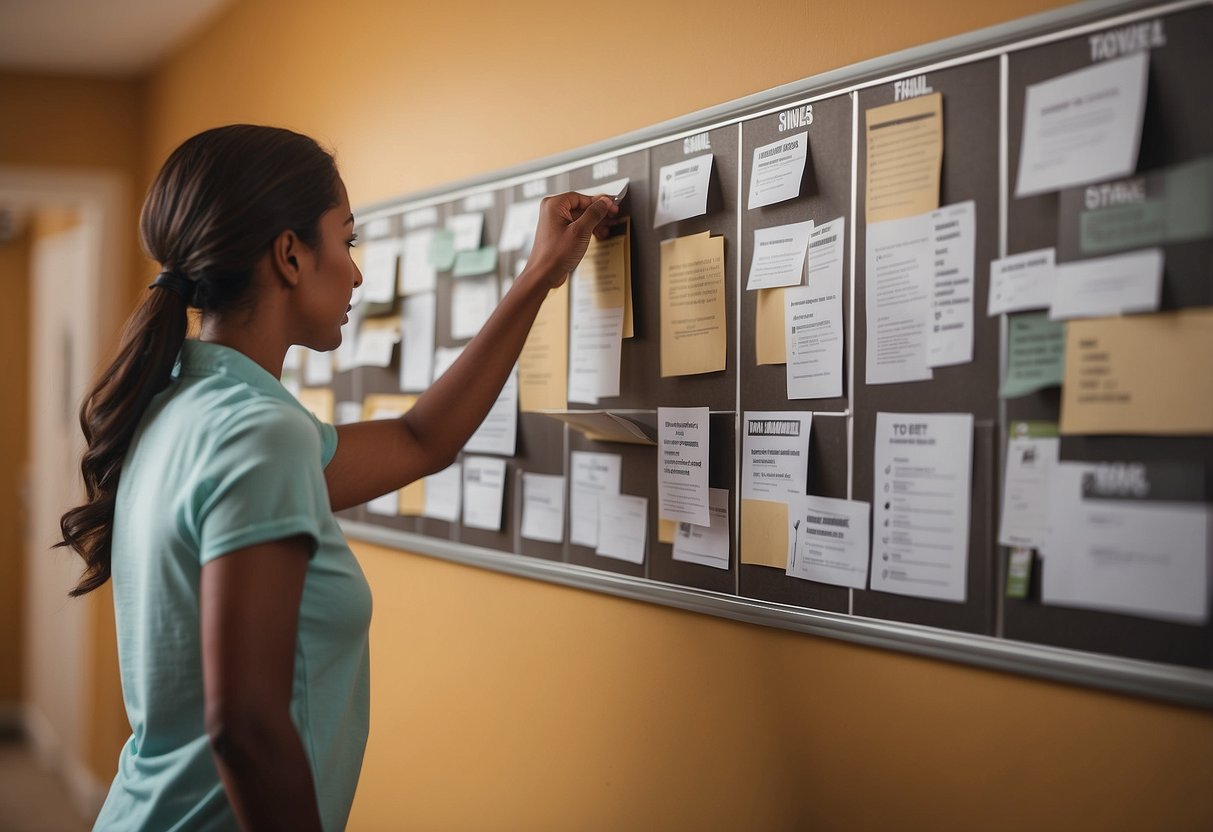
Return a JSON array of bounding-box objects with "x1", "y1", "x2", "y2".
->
[
  {"x1": 361, "y1": 394, "x2": 418, "y2": 421},
  {"x1": 519, "y1": 281, "x2": 569, "y2": 412},
  {"x1": 739, "y1": 499, "x2": 789, "y2": 568},
  {"x1": 579, "y1": 232, "x2": 627, "y2": 309},
  {"x1": 1061, "y1": 308, "x2": 1213, "y2": 435},
  {"x1": 660, "y1": 233, "x2": 727, "y2": 376},
  {"x1": 865, "y1": 92, "x2": 943, "y2": 223},
  {"x1": 755, "y1": 287, "x2": 787, "y2": 365},
  {"x1": 296, "y1": 387, "x2": 335, "y2": 423},
  {"x1": 658, "y1": 517, "x2": 678, "y2": 544},
  {"x1": 540, "y1": 409, "x2": 656, "y2": 445}
]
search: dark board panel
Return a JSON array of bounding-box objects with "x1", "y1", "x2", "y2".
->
[
  {"x1": 738, "y1": 413, "x2": 851, "y2": 612},
  {"x1": 513, "y1": 412, "x2": 567, "y2": 563},
  {"x1": 1001, "y1": 6, "x2": 1213, "y2": 668},
  {"x1": 850, "y1": 58, "x2": 1002, "y2": 635},
  {"x1": 739, "y1": 91, "x2": 853, "y2": 414}
]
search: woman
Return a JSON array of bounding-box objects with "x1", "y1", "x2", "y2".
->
[{"x1": 58, "y1": 124, "x2": 617, "y2": 831}]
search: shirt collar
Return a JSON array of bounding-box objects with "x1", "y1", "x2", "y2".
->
[{"x1": 176, "y1": 339, "x2": 300, "y2": 408}]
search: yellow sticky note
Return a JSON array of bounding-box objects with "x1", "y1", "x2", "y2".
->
[
  {"x1": 739, "y1": 499, "x2": 789, "y2": 568},
  {"x1": 361, "y1": 394, "x2": 418, "y2": 421},
  {"x1": 755, "y1": 287, "x2": 787, "y2": 365},
  {"x1": 658, "y1": 517, "x2": 678, "y2": 544},
  {"x1": 399, "y1": 480, "x2": 425, "y2": 516},
  {"x1": 296, "y1": 388, "x2": 335, "y2": 423},
  {"x1": 1061, "y1": 309, "x2": 1213, "y2": 435},
  {"x1": 865, "y1": 92, "x2": 943, "y2": 223}
]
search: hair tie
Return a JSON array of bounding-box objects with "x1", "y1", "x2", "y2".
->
[{"x1": 149, "y1": 269, "x2": 194, "y2": 302}]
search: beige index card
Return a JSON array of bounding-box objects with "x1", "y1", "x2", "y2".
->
[
  {"x1": 1061, "y1": 308, "x2": 1213, "y2": 435},
  {"x1": 660, "y1": 233, "x2": 727, "y2": 377},
  {"x1": 755, "y1": 287, "x2": 787, "y2": 365},
  {"x1": 519, "y1": 281, "x2": 569, "y2": 412},
  {"x1": 296, "y1": 387, "x2": 335, "y2": 424},
  {"x1": 739, "y1": 499, "x2": 789, "y2": 568},
  {"x1": 865, "y1": 92, "x2": 943, "y2": 223},
  {"x1": 658, "y1": 517, "x2": 678, "y2": 544}
]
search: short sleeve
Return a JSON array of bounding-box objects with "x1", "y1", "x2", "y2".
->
[
  {"x1": 191, "y1": 402, "x2": 331, "y2": 564},
  {"x1": 301, "y1": 409, "x2": 339, "y2": 467}
]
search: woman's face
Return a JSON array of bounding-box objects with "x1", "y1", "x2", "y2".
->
[{"x1": 296, "y1": 179, "x2": 362, "y2": 351}]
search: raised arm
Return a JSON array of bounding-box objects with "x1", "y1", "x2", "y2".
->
[{"x1": 324, "y1": 192, "x2": 617, "y2": 511}]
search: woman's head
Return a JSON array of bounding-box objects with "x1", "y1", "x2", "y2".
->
[
  {"x1": 58, "y1": 124, "x2": 348, "y2": 596},
  {"x1": 142, "y1": 124, "x2": 343, "y2": 313}
]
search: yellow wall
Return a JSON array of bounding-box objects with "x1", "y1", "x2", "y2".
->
[
  {"x1": 111, "y1": 0, "x2": 1213, "y2": 827},
  {"x1": 0, "y1": 224, "x2": 31, "y2": 708},
  {"x1": 0, "y1": 73, "x2": 141, "y2": 781}
]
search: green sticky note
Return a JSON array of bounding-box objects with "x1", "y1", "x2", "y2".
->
[
  {"x1": 428, "y1": 228, "x2": 456, "y2": 270},
  {"x1": 1006, "y1": 547, "x2": 1032, "y2": 599},
  {"x1": 1000, "y1": 312, "x2": 1065, "y2": 399},
  {"x1": 1077, "y1": 156, "x2": 1213, "y2": 255},
  {"x1": 452, "y1": 245, "x2": 498, "y2": 277},
  {"x1": 1008, "y1": 420, "x2": 1060, "y2": 440}
]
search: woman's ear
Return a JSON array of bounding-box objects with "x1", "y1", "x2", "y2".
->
[{"x1": 270, "y1": 228, "x2": 304, "y2": 288}]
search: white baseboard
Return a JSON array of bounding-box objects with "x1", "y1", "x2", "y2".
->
[{"x1": 21, "y1": 703, "x2": 107, "y2": 821}]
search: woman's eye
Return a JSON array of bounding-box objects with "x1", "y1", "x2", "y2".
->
[{"x1": 346, "y1": 235, "x2": 359, "y2": 249}]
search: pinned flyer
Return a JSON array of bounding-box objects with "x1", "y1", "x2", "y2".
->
[{"x1": 654, "y1": 153, "x2": 714, "y2": 227}]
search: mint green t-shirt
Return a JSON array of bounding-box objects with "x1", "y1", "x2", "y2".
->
[{"x1": 94, "y1": 340, "x2": 371, "y2": 832}]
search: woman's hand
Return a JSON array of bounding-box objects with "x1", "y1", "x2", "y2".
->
[{"x1": 526, "y1": 192, "x2": 618, "y2": 289}]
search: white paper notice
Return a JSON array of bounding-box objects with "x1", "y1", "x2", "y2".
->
[
  {"x1": 432, "y1": 345, "x2": 463, "y2": 382},
  {"x1": 871, "y1": 412, "x2": 973, "y2": 602},
  {"x1": 521, "y1": 473, "x2": 565, "y2": 543},
  {"x1": 567, "y1": 269, "x2": 623, "y2": 404},
  {"x1": 747, "y1": 132, "x2": 809, "y2": 209},
  {"x1": 359, "y1": 238, "x2": 399, "y2": 304},
  {"x1": 570, "y1": 451, "x2": 622, "y2": 547},
  {"x1": 927, "y1": 201, "x2": 976, "y2": 368},
  {"x1": 1016, "y1": 52, "x2": 1149, "y2": 197},
  {"x1": 1042, "y1": 462, "x2": 1209, "y2": 624},
  {"x1": 575, "y1": 177, "x2": 630, "y2": 202},
  {"x1": 400, "y1": 230, "x2": 437, "y2": 295},
  {"x1": 464, "y1": 366, "x2": 517, "y2": 456},
  {"x1": 746, "y1": 220, "x2": 813, "y2": 290},
  {"x1": 786, "y1": 495, "x2": 871, "y2": 589},
  {"x1": 451, "y1": 274, "x2": 498, "y2": 340},
  {"x1": 988, "y1": 248, "x2": 1056, "y2": 316},
  {"x1": 500, "y1": 199, "x2": 543, "y2": 253},
  {"x1": 865, "y1": 213, "x2": 934, "y2": 385},
  {"x1": 446, "y1": 213, "x2": 484, "y2": 252},
  {"x1": 400, "y1": 292, "x2": 435, "y2": 392},
  {"x1": 596, "y1": 493, "x2": 648, "y2": 564},
  {"x1": 786, "y1": 220, "x2": 845, "y2": 400},
  {"x1": 741, "y1": 412, "x2": 811, "y2": 500},
  {"x1": 658, "y1": 406, "x2": 711, "y2": 526},
  {"x1": 999, "y1": 434, "x2": 1060, "y2": 549},
  {"x1": 462, "y1": 456, "x2": 506, "y2": 531},
  {"x1": 653, "y1": 153, "x2": 714, "y2": 228},
  {"x1": 672, "y1": 488, "x2": 730, "y2": 570},
  {"x1": 423, "y1": 462, "x2": 462, "y2": 522},
  {"x1": 303, "y1": 349, "x2": 333, "y2": 386},
  {"x1": 1048, "y1": 248, "x2": 1163, "y2": 320},
  {"x1": 352, "y1": 325, "x2": 399, "y2": 368}
]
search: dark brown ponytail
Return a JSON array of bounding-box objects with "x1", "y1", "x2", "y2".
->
[{"x1": 57, "y1": 124, "x2": 341, "y2": 596}]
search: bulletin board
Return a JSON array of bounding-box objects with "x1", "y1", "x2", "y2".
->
[{"x1": 298, "y1": 0, "x2": 1213, "y2": 708}]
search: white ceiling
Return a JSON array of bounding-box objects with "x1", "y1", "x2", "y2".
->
[{"x1": 0, "y1": 0, "x2": 233, "y2": 77}]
